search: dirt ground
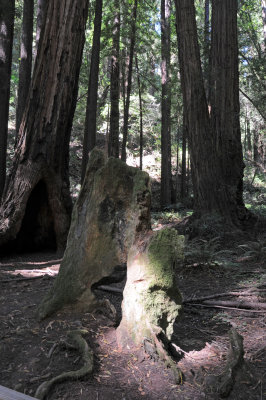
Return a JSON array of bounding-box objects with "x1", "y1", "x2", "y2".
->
[{"x1": 0, "y1": 239, "x2": 265, "y2": 400}]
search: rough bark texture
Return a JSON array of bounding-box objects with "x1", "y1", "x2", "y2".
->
[
  {"x1": 210, "y1": 0, "x2": 246, "y2": 221},
  {"x1": 121, "y1": 0, "x2": 138, "y2": 162},
  {"x1": 175, "y1": 0, "x2": 250, "y2": 225},
  {"x1": 135, "y1": 56, "x2": 143, "y2": 170},
  {"x1": 38, "y1": 149, "x2": 151, "y2": 319},
  {"x1": 160, "y1": 0, "x2": 172, "y2": 208},
  {"x1": 108, "y1": 0, "x2": 120, "y2": 158},
  {"x1": 117, "y1": 228, "x2": 184, "y2": 348},
  {"x1": 35, "y1": 0, "x2": 48, "y2": 56},
  {"x1": 0, "y1": 0, "x2": 89, "y2": 254},
  {"x1": 0, "y1": 0, "x2": 15, "y2": 199},
  {"x1": 16, "y1": 0, "x2": 34, "y2": 134},
  {"x1": 81, "y1": 0, "x2": 103, "y2": 182}
]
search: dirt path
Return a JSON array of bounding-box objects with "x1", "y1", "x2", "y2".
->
[{"x1": 0, "y1": 251, "x2": 265, "y2": 399}]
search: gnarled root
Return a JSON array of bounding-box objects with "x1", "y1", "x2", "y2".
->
[
  {"x1": 218, "y1": 328, "x2": 244, "y2": 397},
  {"x1": 35, "y1": 329, "x2": 93, "y2": 400}
]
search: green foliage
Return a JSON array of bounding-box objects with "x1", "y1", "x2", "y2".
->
[
  {"x1": 238, "y1": 237, "x2": 266, "y2": 262},
  {"x1": 184, "y1": 237, "x2": 233, "y2": 267}
]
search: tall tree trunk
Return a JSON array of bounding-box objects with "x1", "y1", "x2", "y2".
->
[
  {"x1": 0, "y1": 0, "x2": 15, "y2": 199},
  {"x1": 0, "y1": 0, "x2": 89, "y2": 253},
  {"x1": 81, "y1": 0, "x2": 103, "y2": 182},
  {"x1": 108, "y1": 0, "x2": 120, "y2": 158},
  {"x1": 35, "y1": 0, "x2": 48, "y2": 57},
  {"x1": 16, "y1": 0, "x2": 34, "y2": 135},
  {"x1": 135, "y1": 56, "x2": 143, "y2": 170},
  {"x1": 121, "y1": 0, "x2": 138, "y2": 162},
  {"x1": 210, "y1": 0, "x2": 246, "y2": 219},
  {"x1": 203, "y1": 0, "x2": 210, "y2": 101},
  {"x1": 175, "y1": 0, "x2": 249, "y2": 224},
  {"x1": 262, "y1": 0, "x2": 266, "y2": 49},
  {"x1": 180, "y1": 114, "x2": 187, "y2": 201},
  {"x1": 160, "y1": 0, "x2": 172, "y2": 208}
]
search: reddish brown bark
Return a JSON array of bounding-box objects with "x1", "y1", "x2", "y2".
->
[
  {"x1": 0, "y1": 0, "x2": 89, "y2": 253},
  {"x1": 0, "y1": 0, "x2": 15, "y2": 199}
]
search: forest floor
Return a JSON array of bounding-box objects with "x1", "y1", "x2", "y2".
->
[{"x1": 0, "y1": 219, "x2": 265, "y2": 400}]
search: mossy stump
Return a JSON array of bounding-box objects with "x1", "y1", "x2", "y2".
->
[
  {"x1": 117, "y1": 228, "x2": 184, "y2": 349},
  {"x1": 38, "y1": 149, "x2": 151, "y2": 319}
]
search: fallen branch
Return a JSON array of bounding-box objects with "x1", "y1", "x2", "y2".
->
[
  {"x1": 202, "y1": 299, "x2": 266, "y2": 310},
  {"x1": 185, "y1": 303, "x2": 266, "y2": 313},
  {"x1": 1, "y1": 274, "x2": 55, "y2": 283},
  {"x1": 95, "y1": 285, "x2": 123, "y2": 294},
  {"x1": 184, "y1": 289, "x2": 265, "y2": 304},
  {"x1": 35, "y1": 330, "x2": 93, "y2": 400}
]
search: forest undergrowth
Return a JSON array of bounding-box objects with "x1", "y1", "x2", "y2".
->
[{"x1": 1, "y1": 128, "x2": 266, "y2": 399}]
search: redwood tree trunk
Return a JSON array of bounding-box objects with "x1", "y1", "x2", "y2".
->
[
  {"x1": 121, "y1": 0, "x2": 138, "y2": 162},
  {"x1": 16, "y1": 0, "x2": 34, "y2": 135},
  {"x1": 108, "y1": 0, "x2": 120, "y2": 158},
  {"x1": 175, "y1": 0, "x2": 249, "y2": 224},
  {"x1": 135, "y1": 56, "x2": 143, "y2": 170},
  {"x1": 35, "y1": 0, "x2": 48, "y2": 57},
  {"x1": 81, "y1": 0, "x2": 103, "y2": 182},
  {"x1": 210, "y1": 0, "x2": 246, "y2": 219},
  {"x1": 0, "y1": 0, "x2": 15, "y2": 199},
  {"x1": 0, "y1": 0, "x2": 89, "y2": 253},
  {"x1": 160, "y1": 0, "x2": 172, "y2": 208}
]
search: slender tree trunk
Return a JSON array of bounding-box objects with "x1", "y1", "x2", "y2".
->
[
  {"x1": 16, "y1": 0, "x2": 34, "y2": 135},
  {"x1": 262, "y1": 0, "x2": 266, "y2": 49},
  {"x1": 180, "y1": 115, "x2": 187, "y2": 201},
  {"x1": 203, "y1": 0, "x2": 210, "y2": 101},
  {"x1": 0, "y1": 0, "x2": 89, "y2": 253},
  {"x1": 108, "y1": 0, "x2": 120, "y2": 158},
  {"x1": 160, "y1": 0, "x2": 172, "y2": 208},
  {"x1": 35, "y1": 0, "x2": 48, "y2": 58},
  {"x1": 175, "y1": 0, "x2": 249, "y2": 224},
  {"x1": 135, "y1": 56, "x2": 143, "y2": 170},
  {"x1": 81, "y1": 0, "x2": 103, "y2": 182},
  {"x1": 121, "y1": 0, "x2": 138, "y2": 162},
  {"x1": 0, "y1": 0, "x2": 15, "y2": 199}
]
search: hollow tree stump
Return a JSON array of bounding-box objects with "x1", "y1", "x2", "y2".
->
[{"x1": 38, "y1": 149, "x2": 151, "y2": 319}]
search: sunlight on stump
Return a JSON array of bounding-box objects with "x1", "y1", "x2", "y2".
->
[
  {"x1": 37, "y1": 148, "x2": 151, "y2": 319},
  {"x1": 117, "y1": 228, "x2": 184, "y2": 349}
]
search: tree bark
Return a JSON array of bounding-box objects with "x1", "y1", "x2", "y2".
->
[
  {"x1": 0, "y1": 0, "x2": 89, "y2": 254},
  {"x1": 180, "y1": 114, "x2": 187, "y2": 201},
  {"x1": 174, "y1": 0, "x2": 250, "y2": 225},
  {"x1": 121, "y1": 0, "x2": 138, "y2": 162},
  {"x1": 81, "y1": 0, "x2": 103, "y2": 182},
  {"x1": 0, "y1": 0, "x2": 15, "y2": 199},
  {"x1": 38, "y1": 148, "x2": 151, "y2": 319},
  {"x1": 16, "y1": 0, "x2": 34, "y2": 135},
  {"x1": 135, "y1": 56, "x2": 143, "y2": 170},
  {"x1": 35, "y1": 0, "x2": 48, "y2": 58},
  {"x1": 160, "y1": 0, "x2": 172, "y2": 208},
  {"x1": 108, "y1": 0, "x2": 120, "y2": 158},
  {"x1": 210, "y1": 0, "x2": 246, "y2": 221}
]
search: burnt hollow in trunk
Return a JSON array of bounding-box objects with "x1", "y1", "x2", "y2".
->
[{"x1": 4, "y1": 180, "x2": 56, "y2": 253}]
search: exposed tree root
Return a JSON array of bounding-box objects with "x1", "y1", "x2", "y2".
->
[
  {"x1": 143, "y1": 325, "x2": 183, "y2": 384},
  {"x1": 35, "y1": 330, "x2": 93, "y2": 400},
  {"x1": 218, "y1": 328, "x2": 245, "y2": 398}
]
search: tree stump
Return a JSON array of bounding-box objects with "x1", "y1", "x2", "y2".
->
[
  {"x1": 38, "y1": 149, "x2": 151, "y2": 319},
  {"x1": 117, "y1": 228, "x2": 184, "y2": 348}
]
